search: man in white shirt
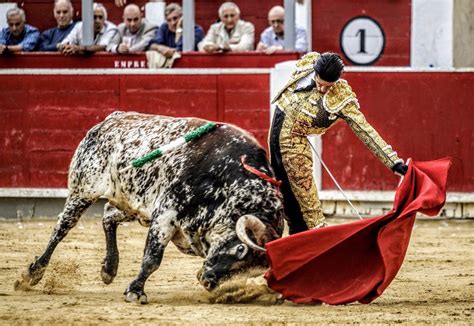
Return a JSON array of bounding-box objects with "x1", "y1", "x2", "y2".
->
[
  {"x1": 198, "y1": 2, "x2": 254, "y2": 53},
  {"x1": 59, "y1": 3, "x2": 118, "y2": 55}
]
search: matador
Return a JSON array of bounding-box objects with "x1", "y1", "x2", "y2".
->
[{"x1": 269, "y1": 52, "x2": 408, "y2": 235}]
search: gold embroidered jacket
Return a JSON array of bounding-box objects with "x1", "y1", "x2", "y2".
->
[{"x1": 272, "y1": 52, "x2": 402, "y2": 170}]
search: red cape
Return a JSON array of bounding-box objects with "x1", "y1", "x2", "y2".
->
[{"x1": 265, "y1": 158, "x2": 452, "y2": 305}]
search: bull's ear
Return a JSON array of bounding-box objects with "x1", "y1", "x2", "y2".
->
[{"x1": 235, "y1": 215, "x2": 266, "y2": 252}]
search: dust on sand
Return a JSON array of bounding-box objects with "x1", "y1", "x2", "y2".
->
[
  {"x1": 0, "y1": 218, "x2": 473, "y2": 324},
  {"x1": 208, "y1": 267, "x2": 282, "y2": 304},
  {"x1": 14, "y1": 261, "x2": 81, "y2": 294}
]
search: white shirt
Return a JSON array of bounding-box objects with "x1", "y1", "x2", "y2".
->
[
  {"x1": 61, "y1": 21, "x2": 118, "y2": 46},
  {"x1": 198, "y1": 19, "x2": 255, "y2": 52}
]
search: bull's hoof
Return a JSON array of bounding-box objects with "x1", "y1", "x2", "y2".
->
[
  {"x1": 14, "y1": 262, "x2": 46, "y2": 291},
  {"x1": 25, "y1": 262, "x2": 46, "y2": 286},
  {"x1": 100, "y1": 266, "x2": 116, "y2": 285},
  {"x1": 124, "y1": 291, "x2": 148, "y2": 304},
  {"x1": 101, "y1": 256, "x2": 118, "y2": 285}
]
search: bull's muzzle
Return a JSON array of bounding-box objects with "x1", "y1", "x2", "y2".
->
[{"x1": 200, "y1": 271, "x2": 217, "y2": 291}]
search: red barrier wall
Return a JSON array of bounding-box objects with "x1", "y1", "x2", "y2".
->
[
  {"x1": 0, "y1": 72, "x2": 270, "y2": 188},
  {"x1": 323, "y1": 71, "x2": 473, "y2": 191},
  {"x1": 1, "y1": 70, "x2": 473, "y2": 192}
]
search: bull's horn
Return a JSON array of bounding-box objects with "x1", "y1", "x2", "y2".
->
[{"x1": 236, "y1": 215, "x2": 267, "y2": 252}]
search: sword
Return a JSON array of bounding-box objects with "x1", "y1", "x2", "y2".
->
[{"x1": 307, "y1": 140, "x2": 363, "y2": 220}]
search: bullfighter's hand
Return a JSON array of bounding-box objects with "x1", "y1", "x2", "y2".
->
[{"x1": 392, "y1": 162, "x2": 408, "y2": 176}]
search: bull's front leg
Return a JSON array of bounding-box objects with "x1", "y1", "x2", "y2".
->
[{"x1": 124, "y1": 209, "x2": 177, "y2": 304}]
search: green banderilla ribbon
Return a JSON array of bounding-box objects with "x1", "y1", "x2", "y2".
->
[{"x1": 126, "y1": 122, "x2": 218, "y2": 171}]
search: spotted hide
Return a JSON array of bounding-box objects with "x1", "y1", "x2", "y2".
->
[{"x1": 20, "y1": 112, "x2": 284, "y2": 304}]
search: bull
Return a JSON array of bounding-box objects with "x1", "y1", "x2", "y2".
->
[{"x1": 18, "y1": 112, "x2": 284, "y2": 303}]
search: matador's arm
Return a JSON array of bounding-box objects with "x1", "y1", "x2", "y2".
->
[
  {"x1": 326, "y1": 81, "x2": 403, "y2": 170},
  {"x1": 340, "y1": 102, "x2": 403, "y2": 169}
]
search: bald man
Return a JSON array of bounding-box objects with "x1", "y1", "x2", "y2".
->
[
  {"x1": 108, "y1": 4, "x2": 157, "y2": 53},
  {"x1": 38, "y1": 0, "x2": 76, "y2": 51},
  {"x1": 256, "y1": 5, "x2": 308, "y2": 54}
]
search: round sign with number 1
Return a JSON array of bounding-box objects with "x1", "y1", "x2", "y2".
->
[{"x1": 340, "y1": 16, "x2": 385, "y2": 66}]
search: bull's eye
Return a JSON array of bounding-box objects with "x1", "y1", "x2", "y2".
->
[{"x1": 235, "y1": 244, "x2": 248, "y2": 260}]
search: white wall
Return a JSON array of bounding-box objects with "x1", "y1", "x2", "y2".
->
[
  {"x1": 0, "y1": 3, "x2": 17, "y2": 29},
  {"x1": 453, "y1": 0, "x2": 474, "y2": 67},
  {"x1": 295, "y1": 0, "x2": 312, "y2": 51},
  {"x1": 411, "y1": 0, "x2": 453, "y2": 68},
  {"x1": 145, "y1": 2, "x2": 165, "y2": 28}
]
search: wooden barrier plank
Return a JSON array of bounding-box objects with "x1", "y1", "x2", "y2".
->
[
  {"x1": 0, "y1": 52, "x2": 300, "y2": 69},
  {"x1": 0, "y1": 70, "x2": 472, "y2": 192}
]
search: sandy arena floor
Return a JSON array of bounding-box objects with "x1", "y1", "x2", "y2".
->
[{"x1": 0, "y1": 217, "x2": 473, "y2": 324}]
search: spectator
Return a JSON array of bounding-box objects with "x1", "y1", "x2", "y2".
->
[
  {"x1": 37, "y1": 0, "x2": 77, "y2": 52},
  {"x1": 198, "y1": 2, "x2": 254, "y2": 53},
  {"x1": 59, "y1": 3, "x2": 118, "y2": 55},
  {"x1": 256, "y1": 5, "x2": 308, "y2": 54},
  {"x1": 0, "y1": 7, "x2": 39, "y2": 54},
  {"x1": 149, "y1": 3, "x2": 204, "y2": 57},
  {"x1": 108, "y1": 4, "x2": 157, "y2": 54}
]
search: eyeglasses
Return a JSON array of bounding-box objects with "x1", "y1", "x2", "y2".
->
[
  {"x1": 94, "y1": 15, "x2": 104, "y2": 20},
  {"x1": 269, "y1": 19, "x2": 284, "y2": 24}
]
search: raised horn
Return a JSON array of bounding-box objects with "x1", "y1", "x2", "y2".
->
[{"x1": 236, "y1": 215, "x2": 267, "y2": 252}]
